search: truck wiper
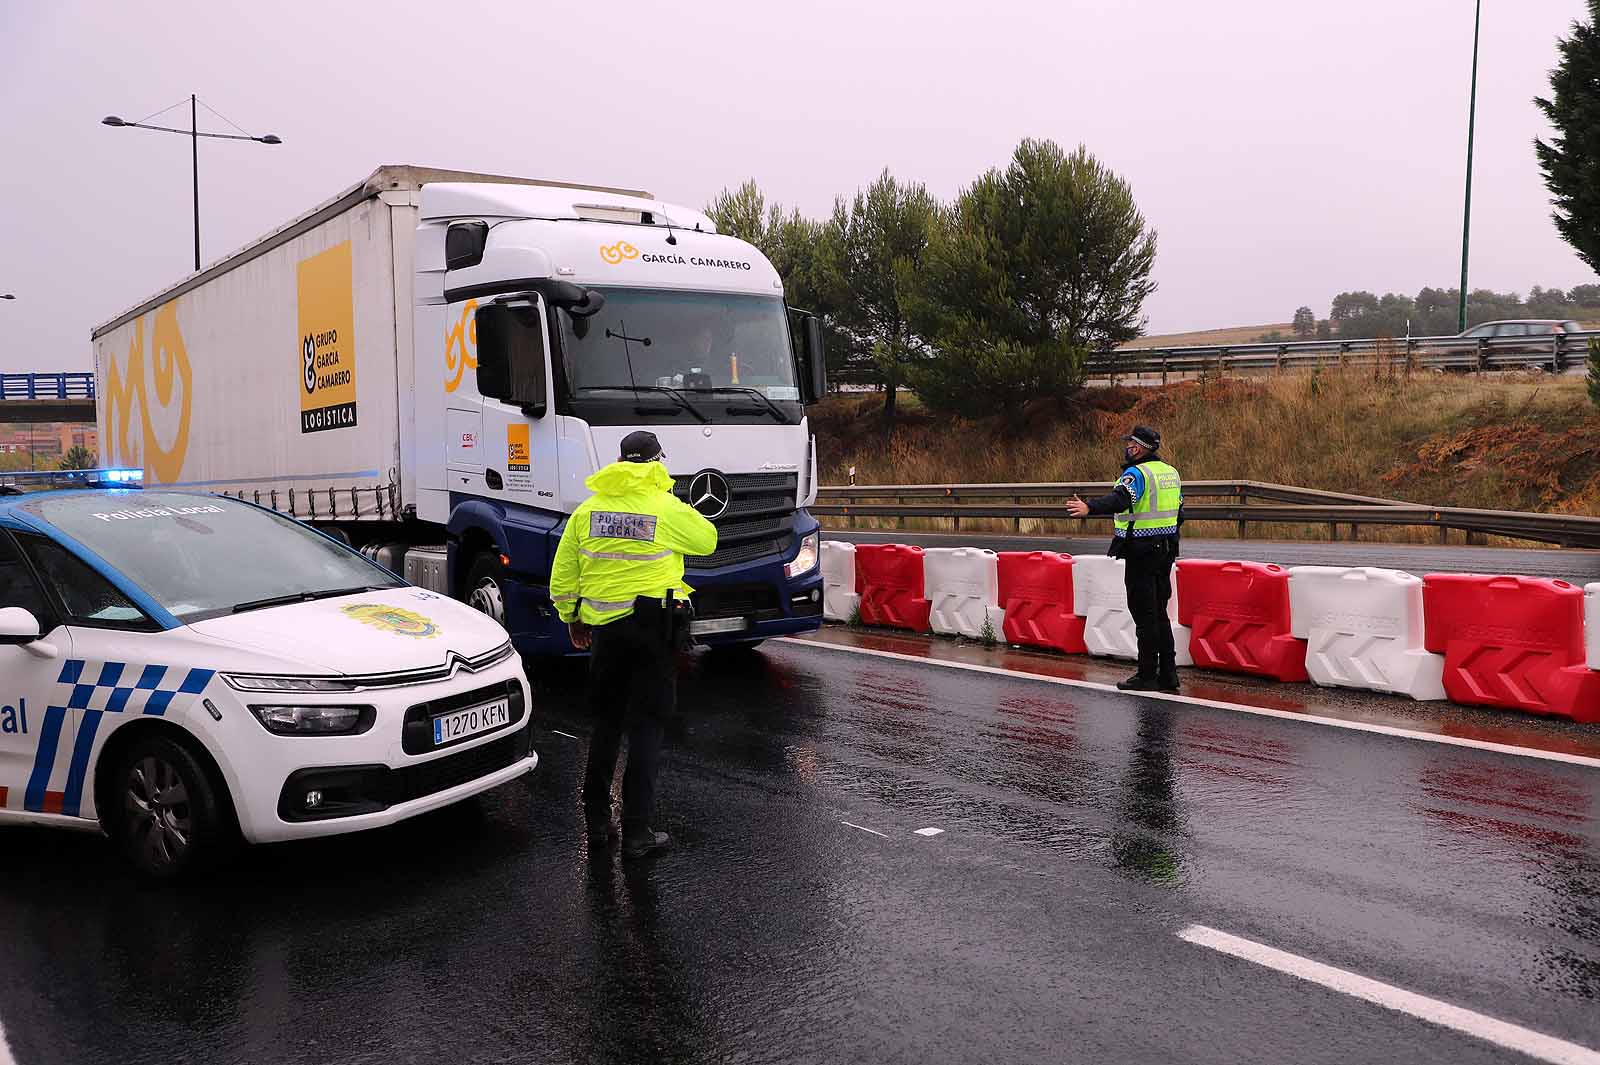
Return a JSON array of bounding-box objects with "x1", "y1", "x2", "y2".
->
[
  {"x1": 688, "y1": 385, "x2": 790, "y2": 423},
  {"x1": 231, "y1": 585, "x2": 377, "y2": 614},
  {"x1": 574, "y1": 385, "x2": 710, "y2": 423}
]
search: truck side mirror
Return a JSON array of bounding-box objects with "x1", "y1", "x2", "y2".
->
[
  {"x1": 474, "y1": 303, "x2": 548, "y2": 418},
  {"x1": 802, "y1": 316, "x2": 827, "y2": 403}
]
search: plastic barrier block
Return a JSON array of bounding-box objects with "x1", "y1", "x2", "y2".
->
[
  {"x1": 854, "y1": 544, "x2": 933, "y2": 633},
  {"x1": 1587, "y1": 583, "x2": 1600, "y2": 672},
  {"x1": 997, "y1": 551, "x2": 1087, "y2": 654},
  {"x1": 1422, "y1": 574, "x2": 1600, "y2": 722},
  {"x1": 1072, "y1": 555, "x2": 1193, "y2": 666},
  {"x1": 924, "y1": 547, "x2": 1005, "y2": 639},
  {"x1": 820, "y1": 541, "x2": 861, "y2": 622},
  {"x1": 1177, "y1": 559, "x2": 1307, "y2": 681},
  {"x1": 1287, "y1": 566, "x2": 1446, "y2": 700}
]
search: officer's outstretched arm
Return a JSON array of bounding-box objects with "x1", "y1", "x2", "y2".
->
[
  {"x1": 550, "y1": 515, "x2": 583, "y2": 622},
  {"x1": 659, "y1": 499, "x2": 719, "y2": 557}
]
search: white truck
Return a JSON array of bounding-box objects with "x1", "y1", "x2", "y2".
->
[{"x1": 91, "y1": 165, "x2": 828, "y2": 655}]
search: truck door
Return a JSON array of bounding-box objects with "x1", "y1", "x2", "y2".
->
[
  {"x1": 0, "y1": 532, "x2": 74, "y2": 818},
  {"x1": 440, "y1": 292, "x2": 561, "y2": 510}
]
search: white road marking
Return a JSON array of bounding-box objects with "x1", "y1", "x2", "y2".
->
[
  {"x1": 778, "y1": 638, "x2": 1600, "y2": 771},
  {"x1": 0, "y1": 1013, "x2": 15, "y2": 1065},
  {"x1": 551, "y1": 730, "x2": 579, "y2": 740},
  {"x1": 1177, "y1": 924, "x2": 1600, "y2": 1065},
  {"x1": 841, "y1": 821, "x2": 890, "y2": 838},
  {"x1": 914, "y1": 827, "x2": 945, "y2": 837}
]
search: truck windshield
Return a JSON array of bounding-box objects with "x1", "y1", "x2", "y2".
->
[
  {"x1": 23, "y1": 493, "x2": 402, "y2": 622},
  {"x1": 558, "y1": 289, "x2": 801, "y2": 423}
]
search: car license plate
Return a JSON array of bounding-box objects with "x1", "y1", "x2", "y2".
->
[
  {"x1": 432, "y1": 698, "x2": 510, "y2": 747},
  {"x1": 690, "y1": 617, "x2": 749, "y2": 636}
]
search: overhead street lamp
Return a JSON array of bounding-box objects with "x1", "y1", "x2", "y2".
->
[
  {"x1": 102, "y1": 95, "x2": 282, "y2": 272},
  {"x1": 0, "y1": 294, "x2": 14, "y2": 300}
]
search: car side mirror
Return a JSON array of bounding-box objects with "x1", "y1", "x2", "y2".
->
[{"x1": 0, "y1": 606, "x2": 56, "y2": 657}]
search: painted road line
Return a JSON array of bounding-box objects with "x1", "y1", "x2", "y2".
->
[
  {"x1": 1, "y1": 1013, "x2": 15, "y2": 1065},
  {"x1": 1177, "y1": 924, "x2": 1600, "y2": 1065},
  {"x1": 777, "y1": 638, "x2": 1600, "y2": 771},
  {"x1": 914, "y1": 827, "x2": 945, "y2": 837},
  {"x1": 842, "y1": 821, "x2": 890, "y2": 838},
  {"x1": 550, "y1": 730, "x2": 579, "y2": 740}
]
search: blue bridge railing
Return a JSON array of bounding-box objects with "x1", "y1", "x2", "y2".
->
[{"x1": 0, "y1": 373, "x2": 96, "y2": 401}]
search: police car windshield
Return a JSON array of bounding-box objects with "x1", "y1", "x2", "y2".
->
[
  {"x1": 24, "y1": 493, "x2": 401, "y2": 622},
  {"x1": 559, "y1": 289, "x2": 800, "y2": 418}
]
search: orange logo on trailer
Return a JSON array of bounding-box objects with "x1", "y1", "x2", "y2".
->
[
  {"x1": 340, "y1": 603, "x2": 440, "y2": 638},
  {"x1": 599, "y1": 241, "x2": 639, "y2": 265},
  {"x1": 103, "y1": 302, "x2": 193, "y2": 485},
  {"x1": 445, "y1": 299, "x2": 478, "y2": 394}
]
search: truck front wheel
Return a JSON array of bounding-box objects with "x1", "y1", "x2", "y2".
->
[{"x1": 465, "y1": 552, "x2": 509, "y2": 628}]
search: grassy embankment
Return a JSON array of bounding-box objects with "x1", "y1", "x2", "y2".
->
[{"x1": 812, "y1": 370, "x2": 1600, "y2": 545}]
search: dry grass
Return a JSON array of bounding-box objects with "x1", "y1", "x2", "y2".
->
[
  {"x1": 1127, "y1": 322, "x2": 1298, "y2": 348},
  {"x1": 813, "y1": 370, "x2": 1600, "y2": 544}
]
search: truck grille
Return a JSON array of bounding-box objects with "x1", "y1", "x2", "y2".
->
[{"x1": 675, "y1": 472, "x2": 797, "y2": 571}]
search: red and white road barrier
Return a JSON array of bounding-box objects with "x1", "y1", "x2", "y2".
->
[{"x1": 823, "y1": 540, "x2": 1600, "y2": 723}]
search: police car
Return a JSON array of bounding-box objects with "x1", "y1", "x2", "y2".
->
[{"x1": 0, "y1": 472, "x2": 536, "y2": 879}]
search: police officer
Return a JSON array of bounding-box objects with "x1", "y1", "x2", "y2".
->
[
  {"x1": 550, "y1": 430, "x2": 718, "y2": 858},
  {"x1": 1065, "y1": 425, "x2": 1184, "y2": 693}
]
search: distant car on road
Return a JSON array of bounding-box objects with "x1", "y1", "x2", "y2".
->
[
  {"x1": 0, "y1": 476, "x2": 536, "y2": 879},
  {"x1": 1449, "y1": 319, "x2": 1585, "y2": 372}
]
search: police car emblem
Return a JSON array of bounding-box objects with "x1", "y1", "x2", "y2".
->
[{"x1": 340, "y1": 604, "x2": 440, "y2": 638}]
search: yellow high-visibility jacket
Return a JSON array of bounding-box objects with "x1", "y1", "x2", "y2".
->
[{"x1": 550, "y1": 460, "x2": 719, "y2": 626}]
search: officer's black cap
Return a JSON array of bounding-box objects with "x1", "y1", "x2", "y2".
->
[
  {"x1": 620, "y1": 430, "x2": 664, "y2": 463},
  {"x1": 1125, "y1": 425, "x2": 1161, "y2": 450}
]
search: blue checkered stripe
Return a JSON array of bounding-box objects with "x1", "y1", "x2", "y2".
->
[
  {"x1": 23, "y1": 660, "x2": 216, "y2": 818},
  {"x1": 56, "y1": 659, "x2": 215, "y2": 717}
]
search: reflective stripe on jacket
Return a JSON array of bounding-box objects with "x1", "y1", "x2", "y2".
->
[
  {"x1": 1113, "y1": 460, "x2": 1182, "y2": 539},
  {"x1": 550, "y1": 460, "x2": 719, "y2": 626}
]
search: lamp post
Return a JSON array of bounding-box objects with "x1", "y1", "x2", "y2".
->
[
  {"x1": 1457, "y1": 0, "x2": 1482, "y2": 333},
  {"x1": 102, "y1": 95, "x2": 281, "y2": 272}
]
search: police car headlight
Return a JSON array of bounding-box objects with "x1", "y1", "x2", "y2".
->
[
  {"x1": 248, "y1": 704, "x2": 375, "y2": 736},
  {"x1": 785, "y1": 531, "x2": 820, "y2": 579},
  {"x1": 224, "y1": 673, "x2": 363, "y2": 694}
]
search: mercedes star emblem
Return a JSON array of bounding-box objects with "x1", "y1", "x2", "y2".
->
[{"x1": 688, "y1": 470, "x2": 731, "y2": 519}]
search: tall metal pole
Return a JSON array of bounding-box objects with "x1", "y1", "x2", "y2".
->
[
  {"x1": 1457, "y1": 0, "x2": 1481, "y2": 333},
  {"x1": 191, "y1": 94, "x2": 200, "y2": 272}
]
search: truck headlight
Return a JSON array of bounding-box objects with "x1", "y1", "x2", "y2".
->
[
  {"x1": 248, "y1": 704, "x2": 375, "y2": 736},
  {"x1": 785, "y1": 531, "x2": 820, "y2": 579}
]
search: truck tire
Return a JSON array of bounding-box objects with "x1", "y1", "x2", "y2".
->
[
  {"x1": 110, "y1": 735, "x2": 233, "y2": 881},
  {"x1": 465, "y1": 552, "x2": 509, "y2": 628}
]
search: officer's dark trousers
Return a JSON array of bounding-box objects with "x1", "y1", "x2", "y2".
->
[
  {"x1": 1123, "y1": 539, "x2": 1178, "y2": 678},
  {"x1": 582, "y1": 603, "x2": 677, "y2": 832}
]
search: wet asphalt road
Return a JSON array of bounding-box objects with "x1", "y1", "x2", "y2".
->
[
  {"x1": 4, "y1": 640, "x2": 1600, "y2": 1064},
  {"x1": 828, "y1": 529, "x2": 1600, "y2": 586}
]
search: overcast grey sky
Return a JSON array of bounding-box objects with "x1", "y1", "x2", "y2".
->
[{"x1": 1, "y1": 0, "x2": 1594, "y2": 371}]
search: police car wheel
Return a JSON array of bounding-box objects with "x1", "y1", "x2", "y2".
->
[
  {"x1": 466, "y1": 553, "x2": 508, "y2": 627},
  {"x1": 113, "y1": 736, "x2": 227, "y2": 880}
]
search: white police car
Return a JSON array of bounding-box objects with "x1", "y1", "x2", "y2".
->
[{"x1": 0, "y1": 474, "x2": 536, "y2": 878}]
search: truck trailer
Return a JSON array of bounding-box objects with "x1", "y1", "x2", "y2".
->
[{"x1": 91, "y1": 165, "x2": 828, "y2": 655}]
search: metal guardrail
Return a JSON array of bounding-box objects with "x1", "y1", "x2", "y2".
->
[
  {"x1": 0, "y1": 373, "x2": 96, "y2": 400},
  {"x1": 812, "y1": 481, "x2": 1600, "y2": 548},
  {"x1": 1089, "y1": 330, "x2": 1599, "y2": 379}
]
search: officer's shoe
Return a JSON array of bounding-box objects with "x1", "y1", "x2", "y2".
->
[
  {"x1": 1116, "y1": 673, "x2": 1162, "y2": 692},
  {"x1": 621, "y1": 828, "x2": 672, "y2": 860},
  {"x1": 1156, "y1": 671, "x2": 1181, "y2": 694}
]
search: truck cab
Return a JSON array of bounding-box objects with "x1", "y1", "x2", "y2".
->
[{"x1": 409, "y1": 183, "x2": 826, "y2": 653}]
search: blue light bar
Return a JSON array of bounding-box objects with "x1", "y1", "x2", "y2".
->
[{"x1": 0, "y1": 468, "x2": 145, "y2": 493}]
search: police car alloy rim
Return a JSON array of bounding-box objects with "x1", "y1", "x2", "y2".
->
[
  {"x1": 469, "y1": 577, "x2": 506, "y2": 626},
  {"x1": 125, "y1": 755, "x2": 192, "y2": 868}
]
